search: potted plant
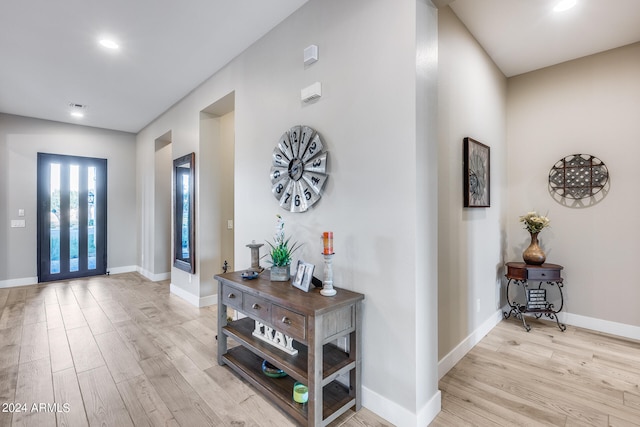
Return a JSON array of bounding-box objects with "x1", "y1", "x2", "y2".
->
[{"x1": 266, "y1": 215, "x2": 301, "y2": 281}]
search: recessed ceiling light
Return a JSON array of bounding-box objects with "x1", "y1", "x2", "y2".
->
[
  {"x1": 69, "y1": 102, "x2": 87, "y2": 119},
  {"x1": 99, "y1": 38, "x2": 119, "y2": 50},
  {"x1": 554, "y1": 0, "x2": 577, "y2": 12}
]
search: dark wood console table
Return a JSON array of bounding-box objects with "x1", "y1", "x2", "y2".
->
[
  {"x1": 503, "y1": 262, "x2": 566, "y2": 332},
  {"x1": 215, "y1": 271, "x2": 364, "y2": 426}
]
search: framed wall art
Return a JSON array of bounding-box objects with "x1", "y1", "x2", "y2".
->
[
  {"x1": 463, "y1": 137, "x2": 490, "y2": 207},
  {"x1": 292, "y1": 260, "x2": 315, "y2": 292}
]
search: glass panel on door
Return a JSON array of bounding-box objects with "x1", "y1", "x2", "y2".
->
[
  {"x1": 88, "y1": 166, "x2": 96, "y2": 270},
  {"x1": 50, "y1": 163, "x2": 61, "y2": 274},
  {"x1": 70, "y1": 164, "x2": 79, "y2": 272}
]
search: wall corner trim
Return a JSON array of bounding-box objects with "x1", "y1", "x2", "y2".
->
[
  {"x1": 137, "y1": 267, "x2": 170, "y2": 282},
  {"x1": 169, "y1": 283, "x2": 217, "y2": 307},
  {"x1": 362, "y1": 386, "x2": 441, "y2": 426},
  {"x1": 438, "y1": 308, "x2": 504, "y2": 379}
]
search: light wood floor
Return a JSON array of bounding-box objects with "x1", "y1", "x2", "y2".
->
[
  {"x1": 0, "y1": 272, "x2": 389, "y2": 427},
  {"x1": 4, "y1": 273, "x2": 640, "y2": 427},
  {"x1": 431, "y1": 317, "x2": 640, "y2": 426}
]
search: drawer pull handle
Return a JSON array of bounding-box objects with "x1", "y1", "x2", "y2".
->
[
  {"x1": 281, "y1": 316, "x2": 292, "y2": 325},
  {"x1": 252, "y1": 303, "x2": 260, "y2": 310},
  {"x1": 227, "y1": 293, "x2": 235, "y2": 299},
  {"x1": 541, "y1": 273, "x2": 546, "y2": 276}
]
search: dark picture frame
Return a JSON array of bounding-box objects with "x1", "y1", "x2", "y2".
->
[
  {"x1": 292, "y1": 260, "x2": 315, "y2": 292},
  {"x1": 463, "y1": 137, "x2": 490, "y2": 207}
]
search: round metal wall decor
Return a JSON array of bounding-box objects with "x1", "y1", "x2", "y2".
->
[
  {"x1": 270, "y1": 125, "x2": 328, "y2": 212},
  {"x1": 548, "y1": 154, "x2": 608, "y2": 200}
]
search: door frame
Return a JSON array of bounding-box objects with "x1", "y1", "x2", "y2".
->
[{"x1": 37, "y1": 152, "x2": 107, "y2": 282}]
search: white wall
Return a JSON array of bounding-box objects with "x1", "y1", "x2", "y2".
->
[
  {"x1": 153, "y1": 135, "x2": 171, "y2": 278},
  {"x1": 507, "y1": 42, "x2": 640, "y2": 332},
  {"x1": 415, "y1": 0, "x2": 440, "y2": 419},
  {"x1": 0, "y1": 120, "x2": 7, "y2": 280},
  {"x1": 0, "y1": 113, "x2": 137, "y2": 285},
  {"x1": 136, "y1": 0, "x2": 440, "y2": 424},
  {"x1": 198, "y1": 110, "x2": 235, "y2": 298},
  {"x1": 219, "y1": 111, "x2": 235, "y2": 272},
  {"x1": 437, "y1": 7, "x2": 508, "y2": 361}
]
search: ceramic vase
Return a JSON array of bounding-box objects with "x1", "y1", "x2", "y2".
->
[
  {"x1": 523, "y1": 232, "x2": 546, "y2": 265},
  {"x1": 270, "y1": 265, "x2": 290, "y2": 281}
]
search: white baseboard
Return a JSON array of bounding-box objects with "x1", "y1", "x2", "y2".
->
[
  {"x1": 437, "y1": 307, "x2": 640, "y2": 382},
  {"x1": 169, "y1": 283, "x2": 199, "y2": 306},
  {"x1": 511, "y1": 307, "x2": 640, "y2": 341},
  {"x1": 0, "y1": 265, "x2": 139, "y2": 289},
  {"x1": 0, "y1": 276, "x2": 38, "y2": 289},
  {"x1": 418, "y1": 390, "x2": 442, "y2": 426},
  {"x1": 438, "y1": 308, "x2": 504, "y2": 379},
  {"x1": 169, "y1": 283, "x2": 217, "y2": 308},
  {"x1": 559, "y1": 312, "x2": 640, "y2": 341},
  {"x1": 107, "y1": 265, "x2": 137, "y2": 275},
  {"x1": 136, "y1": 267, "x2": 170, "y2": 282},
  {"x1": 362, "y1": 386, "x2": 441, "y2": 427},
  {"x1": 199, "y1": 294, "x2": 217, "y2": 307}
]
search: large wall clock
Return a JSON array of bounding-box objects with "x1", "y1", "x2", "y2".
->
[{"x1": 270, "y1": 125, "x2": 328, "y2": 212}]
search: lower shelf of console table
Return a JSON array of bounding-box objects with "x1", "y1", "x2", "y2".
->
[
  {"x1": 223, "y1": 346, "x2": 354, "y2": 425},
  {"x1": 215, "y1": 271, "x2": 364, "y2": 427}
]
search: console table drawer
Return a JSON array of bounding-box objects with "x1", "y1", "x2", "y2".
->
[
  {"x1": 527, "y1": 269, "x2": 561, "y2": 281},
  {"x1": 272, "y1": 305, "x2": 306, "y2": 342},
  {"x1": 244, "y1": 294, "x2": 271, "y2": 320},
  {"x1": 222, "y1": 284, "x2": 243, "y2": 310},
  {"x1": 506, "y1": 264, "x2": 526, "y2": 280}
]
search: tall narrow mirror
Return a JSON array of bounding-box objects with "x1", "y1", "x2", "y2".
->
[{"x1": 173, "y1": 153, "x2": 195, "y2": 273}]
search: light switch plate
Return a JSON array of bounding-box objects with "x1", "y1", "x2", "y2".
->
[{"x1": 11, "y1": 220, "x2": 25, "y2": 228}]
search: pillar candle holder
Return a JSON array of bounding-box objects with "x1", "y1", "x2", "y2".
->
[
  {"x1": 246, "y1": 241, "x2": 264, "y2": 273},
  {"x1": 321, "y1": 253, "x2": 336, "y2": 296},
  {"x1": 322, "y1": 231, "x2": 333, "y2": 255}
]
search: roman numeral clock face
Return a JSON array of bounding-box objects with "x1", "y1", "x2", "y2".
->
[{"x1": 270, "y1": 125, "x2": 328, "y2": 212}]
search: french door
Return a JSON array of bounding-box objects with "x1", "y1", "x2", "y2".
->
[{"x1": 37, "y1": 153, "x2": 107, "y2": 282}]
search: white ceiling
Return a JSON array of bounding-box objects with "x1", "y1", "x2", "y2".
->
[
  {"x1": 446, "y1": 0, "x2": 640, "y2": 77},
  {"x1": 0, "y1": 0, "x2": 308, "y2": 133},
  {"x1": 1, "y1": 0, "x2": 639, "y2": 133}
]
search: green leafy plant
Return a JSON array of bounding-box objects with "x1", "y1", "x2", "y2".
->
[
  {"x1": 519, "y1": 211, "x2": 550, "y2": 234},
  {"x1": 266, "y1": 215, "x2": 301, "y2": 267}
]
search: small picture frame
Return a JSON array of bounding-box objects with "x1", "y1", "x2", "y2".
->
[
  {"x1": 292, "y1": 260, "x2": 315, "y2": 292},
  {"x1": 463, "y1": 137, "x2": 490, "y2": 207}
]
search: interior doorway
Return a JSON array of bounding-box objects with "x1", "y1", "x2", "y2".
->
[
  {"x1": 37, "y1": 153, "x2": 107, "y2": 282},
  {"x1": 200, "y1": 91, "x2": 235, "y2": 283}
]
